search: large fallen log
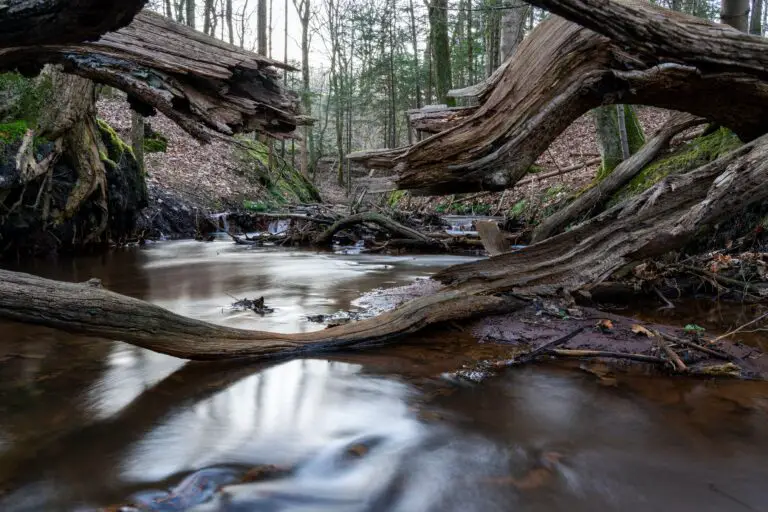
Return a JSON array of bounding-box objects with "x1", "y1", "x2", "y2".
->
[
  {"x1": 0, "y1": 270, "x2": 522, "y2": 360},
  {"x1": 0, "y1": 11, "x2": 300, "y2": 141},
  {"x1": 0, "y1": 0, "x2": 147, "y2": 47},
  {"x1": 348, "y1": 6, "x2": 768, "y2": 195}
]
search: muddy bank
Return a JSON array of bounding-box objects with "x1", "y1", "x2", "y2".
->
[{"x1": 344, "y1": 281, "x2": 768, "y2": 381}]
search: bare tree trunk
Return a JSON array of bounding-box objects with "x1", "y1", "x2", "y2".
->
[
  {"x1": 408, "y1": 0, "x2": 423, "y2": 109},
  {"x1": 165, "y1": 0, "x2": 174, "y2": 18},
  {"x1": 428, "y1": 0, "x2": 454, "y2": 106},
  {"x1": 467, "y1": 0, "x2": 474, "y2": 84},
  {"x1": 258, "y1": 0, "x2": 268, "y2": 55},
  {"x1": 226, "y1": 0, "x2": 234, "y2": 44},
  {"x1": 186, "y1": 0, "x2": 196, "y2": 28},
  {"x1": 721, "y1": 0, "x2": 750, "y2": 31},
  {"x1": 500, "y1": 0, "x2": 527, "y2": 61},
  {"x1": 750, "y1": 0, "x2": 763, "y2": 34},
  {"x1": 203, "y1": 0, "x2": 213, "y2": 34},
  {"x1": 485, "y1": 0, "x2": 501, "y2": 76},
  {"x1": 130, "y1": 110, "x2": 145, "y2": 175}
]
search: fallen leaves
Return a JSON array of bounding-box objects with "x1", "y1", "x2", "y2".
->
[
  {"x1": 596, "y1": 319, "x2": 613, "y2": 331},
  {"x1": 631, "y1": 324, "x2": 654, "y2": 337}
]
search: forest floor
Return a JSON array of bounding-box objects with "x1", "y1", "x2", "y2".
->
[{"x1": 99, "y1": 94, "x2": 671, "y2": 228}]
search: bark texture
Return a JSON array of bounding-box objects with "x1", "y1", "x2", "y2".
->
[
  {"x1": 0, "y1": 11, "x2": 301, "y2": 141},
  {"x1": 0, "y1": 0, "x2": 147, "y2": 47},
  {"x1": 349, "y1": 1, "x2": 768, "y2": 195},
  {"x1": 0, "y1": 269, "x2": 523, "y2": 360}
]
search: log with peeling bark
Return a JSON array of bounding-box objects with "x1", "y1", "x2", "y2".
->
[
  {"x1": 0, "y1": 11, "x2": 301, "y2": 141},
  {"x1": 348, "y1": 4, "x2": 768, "y2": 195},
  {"x1": 531, "y1": 112, "x2": 707, "y2": 242},
  {"x1": 0, "y1": 0, "x2": 147, "y2": 47},
  {"x1": 407, "y1": 105, "x2": 477, "y2": 134}
]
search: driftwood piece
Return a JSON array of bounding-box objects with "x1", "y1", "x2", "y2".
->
[
  {"x1": 0, "y1": 11, "x2": 300, "y2": 141},
  {"x1": 349, "y1": 4, "x2": 768, "y2": 195},
  {"x1": 546, "y1": 349, "x2": 666, "y2": 365},
  {"x1": 0, "y1": 0, "x2": 147, "y2": 47},
  {"x1": 532, "y1": 112, "x2": 706, "y2": 241}
]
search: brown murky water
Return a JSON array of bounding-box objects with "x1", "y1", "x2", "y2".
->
[{"x1": 1, "y1": 241, "x2": 767, "y2": 511}]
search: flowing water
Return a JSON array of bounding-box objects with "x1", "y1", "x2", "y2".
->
[{"x1": 1, "y1": 241, "x2": 767, "y2": 511}]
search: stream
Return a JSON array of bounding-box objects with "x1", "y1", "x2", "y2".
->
[{"x1": 1, "y1": 241, "x2": 767, "y2": 511}]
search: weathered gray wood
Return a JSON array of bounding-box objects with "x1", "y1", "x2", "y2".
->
[
  {"x1": 349, "y1": 5, "x2": 768, "y2": 195},
  {"x1": 0, "y1": 269, "x2": 522, "y2": 360},
  {"x1": 0, "y1": 11, "x2": 301, "y2": 141},
  {"x1": 0, "y1": 0, "x2": 147, "y2": 48}
]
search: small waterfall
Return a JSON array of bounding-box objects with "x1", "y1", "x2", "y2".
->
[
  {"x1": 267, "y1": 219, "x2": 290, "y2": 234},
  {"x1": 210, "y1": 212, "x2": 230, "y2": 233}
]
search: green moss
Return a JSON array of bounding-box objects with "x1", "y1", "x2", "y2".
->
[
  {"x1": 236, "y1": 137, "x2": 320, "y2": 208},
  {"x1": 387, "y1": 190, "x2": 407, "y2": 207},
  {"x1": 96, "y1": 119, "x2": 135, "y2": 159},
  {"x1": 0, "y1": 120, "x2": 28, "y2": 144},
  {"x1": 0, "y1": 72, "x2": 53, "y2": 125},
  {"x1": 508, "y1": 199, "x2": 527, "y2": 219},
  {"x1": 143, "y1": 134, "x2": 168, "y2": 153},
  {"x1": 595, "y1": 105, "x2": 646, "y2": 179},
  {"x1": 610, "y1": 127, "x2": 742, "y2": 205}
]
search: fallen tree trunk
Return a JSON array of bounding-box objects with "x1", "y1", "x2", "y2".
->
[
  {"x1": 0, "y1": 11, "x2": 300, "y2": 141},
  {"x1": 0, "y1": 269, "x2": 523, "y2": 360},
  {"x1": 348, "y1": 6, "x2": 768, "y2": 195},
  {"x1": 531, "y1": 112, "x2": 706, "y2": 242},
  {"x1": 0, "y1": 0, "x2": 147, "y2": 47}
]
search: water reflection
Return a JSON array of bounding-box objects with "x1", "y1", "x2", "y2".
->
[{"x1": 0, "y1": 243, "x2": 767, "y2": 511}]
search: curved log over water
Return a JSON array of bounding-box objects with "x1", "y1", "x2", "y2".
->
[
  {"x1": 0, "y1": 0, "x2": 147, "y2": 47},
  {"x1": 3, "y1": 132, "x2": 768, "y2": 360},
  {"x1": 0, "y1": 270, "x2": 523, "y2": 360},
  {"x1": 0, "y1": 11, "x2": 300, "y2": 141},
  {"x1": 348, "y1": 4, "x2": 768, "y2": 195}
]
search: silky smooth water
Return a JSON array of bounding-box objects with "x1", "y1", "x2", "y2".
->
[{"x1": 0, "y1": 241, "x2": 767, "y2": 511}]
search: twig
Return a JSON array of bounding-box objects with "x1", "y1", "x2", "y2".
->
[
  {"x1": 711, "y1": 311, "x2": 768, "y2": 343},
  {"x1": 508, "y1": 326, "x2": 586, "y2": 366},
  {"x1": 546, "y1": 349, "x2": 666, "y2": 365},
  {"x1": 656, "y1": 336, "x2": 687, "y2": 372},
  {"x1": 658, "y1": 331, "x2": 733, "y2": 361},
  {"x1": 517, "y1": 158, "x2": 601, "y2": 187},
  {"x1": 653, "y1": 285, "x2": 675, "y2": 309}
]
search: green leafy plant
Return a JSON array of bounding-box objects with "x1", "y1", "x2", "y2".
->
[{"x1": 684, "y1": 323, "x2": 706, "y2": 334}]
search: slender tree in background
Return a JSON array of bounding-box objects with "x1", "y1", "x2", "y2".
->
[
  {"x1": 165, "y1": 0, "x2": 173, "y2": 18},
  {"x1": 750, "y1": 0, "x2": 763, "y2": 34},
  {"x1": 428, "y1": 0, "x2": 454, "y2": 105},
  {"x1": 721, "y1": 0, "x2": 750, "y2": 30},
  {"x1": 294, "y1": 0, "x2": 314, "y2": 177},
  {"x1": 203, "y1": 0, "x2": 213, "y2": 34},
  {"x1": 500, "y1": 1, "x2": 527, "y2": 60},
  {"x1": 485, "y1": 0, "x2": 501, "y2": 76},
  {"x1": 408, "y1": 0, "x2": 423, "y2": 110},
  {"x1": 186, "y1": 0, "x2": 196, "y2": 28},
  {"x1": 226, "y1": 0, "x2": 234, "y2": 44},
  {"x1": 258, "y1": 0, "x2": 268, "y2": 54}
]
